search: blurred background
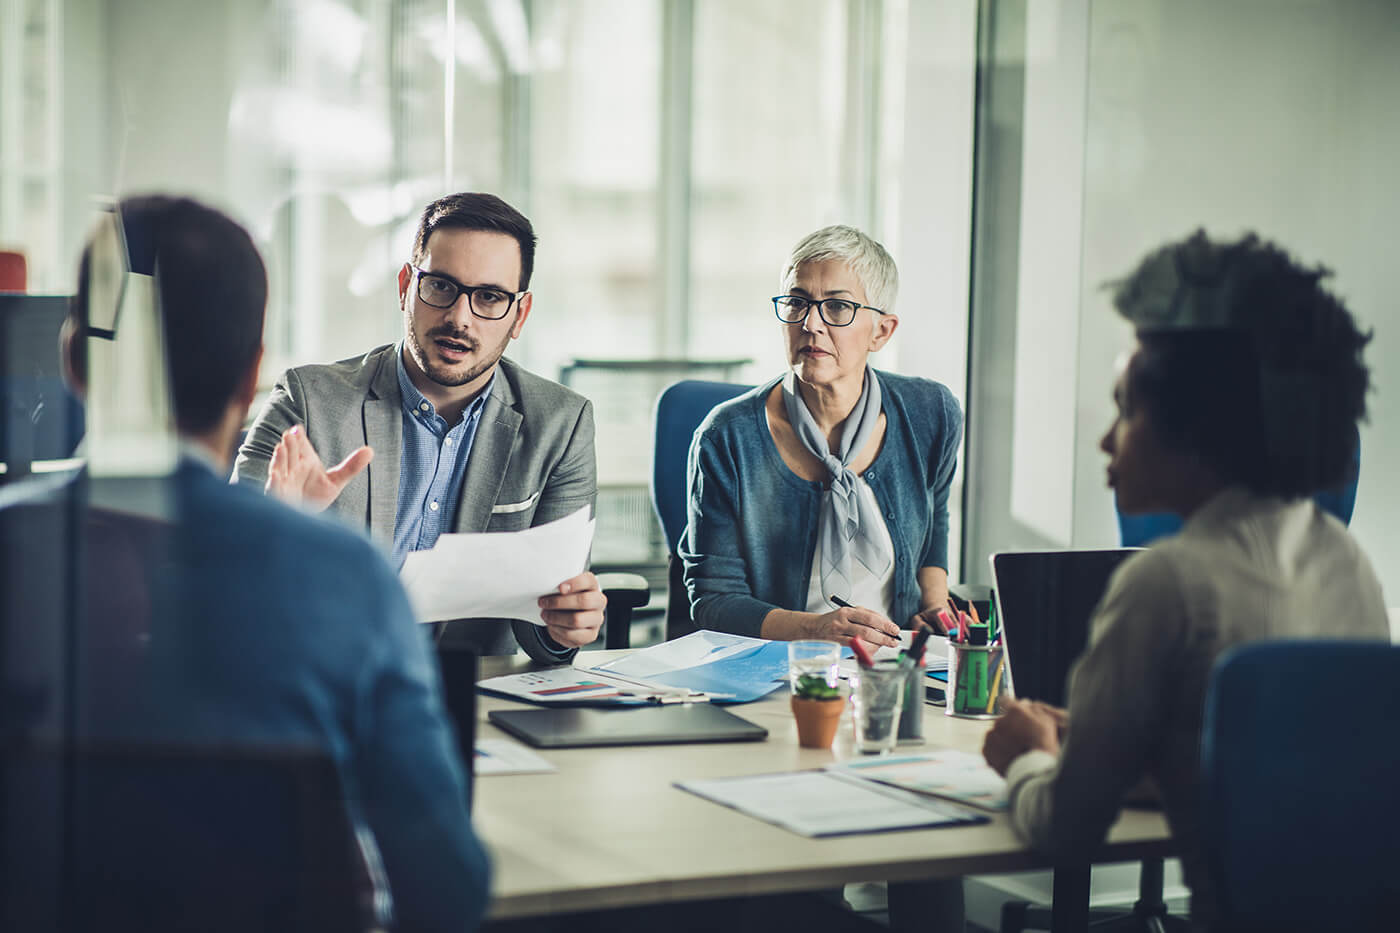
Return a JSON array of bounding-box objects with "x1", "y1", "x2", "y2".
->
[
  {"x1": 3, "y1": 0, "x2": 1398, "y2": 923},
  {"x1": 6, "y1": 0, "x2": 1395, "y2": 596}
]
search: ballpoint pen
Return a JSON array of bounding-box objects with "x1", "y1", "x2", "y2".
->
[{"x1": 832, "y1": 595, "x2": 902, "y2": 652}]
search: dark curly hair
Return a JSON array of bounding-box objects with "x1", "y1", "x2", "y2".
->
[{"x1": 1110, "y1": 230, "x2": 1371, "y2": 499}]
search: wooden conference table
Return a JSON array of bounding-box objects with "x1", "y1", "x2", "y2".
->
[{"x1": 474, "y1": 651, "x2": 1174, "y2": 928}]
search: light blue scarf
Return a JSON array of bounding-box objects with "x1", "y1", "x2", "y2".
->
[{"x1": 782, "y1": 367, "x2": 893, "y2": 605}]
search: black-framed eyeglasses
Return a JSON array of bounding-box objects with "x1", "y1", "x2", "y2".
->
[
  {"x1": 772, "y1": 295, "x2": 884, "y2": 327},
  {"x1": 411, "y1": 265, "x2": 525, "y2": 320}
]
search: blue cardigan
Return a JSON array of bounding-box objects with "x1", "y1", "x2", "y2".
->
[{"x1": 680, "y1": 370, "x2": 963, "y2": 637}]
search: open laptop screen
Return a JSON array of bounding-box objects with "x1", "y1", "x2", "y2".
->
[{"x1": 989, "y1": 549, "x2": 1141, "y2": 706}]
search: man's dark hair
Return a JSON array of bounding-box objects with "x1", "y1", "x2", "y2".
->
[
  {"x1": 70, "y1": 195, "x2": 267, "y2": 436},
  {"x1": 1112, "y1": 230, "x2": 1371, "y2": 499},
  {"x1": 410, "y1": 192, "x2": 537, "y2": 291}
]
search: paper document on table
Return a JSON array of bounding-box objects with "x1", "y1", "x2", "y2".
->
[
  {"x1": 828, "y1": 749, "x2": 1009, "y2": 811},
  {"x1": 477, "y1": 665, "x2": 714, "y2": 706},
  {"x1": 676, "y1": 770, "x2": 988, "y2": 837},
  {"x1": 399, "y1": 506, "x2": 594, "y2": 624},
  {"x1": 594, "y1": 630, "x2": 771, "y2": 679},
  {"x1": 592, "y1": 630, "x2": 790, "y2": 702},
  {"x1": 474, "y1": 738, "x2": 557, "y2": 776}
]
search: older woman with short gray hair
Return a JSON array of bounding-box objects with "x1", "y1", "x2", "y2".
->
[{"x1": 681, "y1": 224, "x2": 963, "y2": 648}]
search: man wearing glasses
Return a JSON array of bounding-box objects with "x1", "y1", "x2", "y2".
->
[{"x1": 234, "y1": 192, "x2": 603, "y2": 661}]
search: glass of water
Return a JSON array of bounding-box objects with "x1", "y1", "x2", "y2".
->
[
  {"x1": 851, "y1": 660, "x2": 907, "y2": 754},
  {"x1": 787, "y1": 640, "x2": 842, "y2": 694}
]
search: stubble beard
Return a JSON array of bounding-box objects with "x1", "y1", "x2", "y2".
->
[{"x1": 407, "y1": 325, "x2": 512, "y2": 389}]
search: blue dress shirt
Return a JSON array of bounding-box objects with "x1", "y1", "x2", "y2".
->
[{"x1": 392, "y1": 350, "x2": 493, "y2": 569}]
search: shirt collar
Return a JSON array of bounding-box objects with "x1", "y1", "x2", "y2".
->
[
  {"x1": 179, "y1": 439, "x2": 228, "y2": 477},
  {"x1": 1180, "y1": 485, "x2": 1302, "y2": 538},
  {"x1": 395, "y1": 343, "x2": 495, "y2": 425}
]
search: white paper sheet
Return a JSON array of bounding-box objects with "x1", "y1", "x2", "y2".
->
[
  {"x1": 592, "y1": 630, "x2": 771, "y2": 680},
  {"x1": 676, "y1": 770, "x2": 987, "y2": 837},
  {"x1": 399, "y1": 506, "x2": 594, "y2": 624},
  {"x1": 828, "y1": 749, "x2": 1009, "y2": 811},
  {"x1": 474, "y1": 738, "x2": 558, "y2": 776}
]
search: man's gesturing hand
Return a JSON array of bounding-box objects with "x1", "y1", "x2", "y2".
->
[{"x1": 265, "y1": 425, "x2": 373, "y2": 512}]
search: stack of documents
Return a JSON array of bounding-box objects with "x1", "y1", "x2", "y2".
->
[
  {"x1": 478, "y1": 631, "x2": 793, "y2": 706},
  {"x1": 400, "y1": 506, "x2": 594, "y2": 624},
  {"x1": 592, "y1": 631, "x2": 791, "y2": 702}
]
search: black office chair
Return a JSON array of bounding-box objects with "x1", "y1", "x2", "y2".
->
[
  {"x1": 1201, "y1": 641, "x2": 1400, "y2": 932},
  {"x1": 649, "y1": 379, "x2": 752, "y2": 641},
  {"x1": 434, "y1": 644, "x2": 479, "y2": 811},
  {"x1": 55, "y1": 742, "x2": 367, "y2": 933}
]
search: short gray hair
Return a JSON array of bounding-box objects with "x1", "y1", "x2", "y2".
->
[{"x1": 780, "y1": 225, "x2": 899, "y2": 313}]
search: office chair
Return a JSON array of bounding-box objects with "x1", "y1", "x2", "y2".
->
[
  {"x1": 62, "y1": 742, "x2": 367, "y2": 933},
  {"x1": 1117, "y1": 429, "x2": 1361, "y2": 546},
  {"x1": 1201, "y1": 641, "x2": 1400, "y2": 932},
  {"x1": 650, "y1": 379, "x2": 751, "y2": 641},
  {"x1": 0, "y1": 251, "x2": 24, "y2": 292}
]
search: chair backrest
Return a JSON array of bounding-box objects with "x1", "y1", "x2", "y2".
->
[
  {"x1": 433, "y1": 644, "x2": 478, "y2": 812},
  {"x1": 1118, "y1": 429, "x2": 1362, "y2": 547},
  {"x1": 651, "y1": 380, "x2": 752, "y2": 555},
  {"x1": 2, "y1": 294, "x2": 85, "y2": 479},
  {"x1": 1201, "y1": 641, "x2": 1400, "y2": 931},
  {"x1": 650, "y1": 380, "x2": 751, "y2": 639},
  {"x1": 64, "y1": 742, "x2": 367, "y2": 933},
  {"x1": 0, "y1": 251, "x2": 24, "y2": 292}
]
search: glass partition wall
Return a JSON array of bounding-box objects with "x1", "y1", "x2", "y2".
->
[
  {"x1": 964, "y1": 0, "x2": 1399, "y2": 601},
  {"x1": 2, "y1": 0, "x2": 977, "y2": 579},
  {"x1": 962, "y1": 0, "x2": 1399, "y2": 920}
]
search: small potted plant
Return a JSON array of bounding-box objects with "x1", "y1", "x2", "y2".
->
[{"x1": 790, "y1": 672, "x2": 847, "y2": 749}]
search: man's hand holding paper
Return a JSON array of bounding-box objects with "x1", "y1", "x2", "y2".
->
[
  {"x1": 537, "y1": 571, "x2": 606, "y2": 648},
  {"x1": 400, "y1": 506, "x2": 600, "y2": 635}
]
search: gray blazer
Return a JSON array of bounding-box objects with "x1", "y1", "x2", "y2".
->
[{"x1": 233, "y1": 344, "x2": 597, "y2": 660}]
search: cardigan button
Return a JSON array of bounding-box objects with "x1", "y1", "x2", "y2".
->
[{"x1": 866, "y1": 471, "x2": 875, "y2": 481}]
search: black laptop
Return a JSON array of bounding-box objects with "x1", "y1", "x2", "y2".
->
[
  {"x1": 989, "y1": 549, "x2": 1141, "y2": 705},
  {"x1": 488, "y1": 704, "x2": 768, "y2": 749}
]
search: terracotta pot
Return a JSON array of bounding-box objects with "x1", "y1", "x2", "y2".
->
[{"x1": 790, "y1": 695, "x2": 846, "y2": 749}]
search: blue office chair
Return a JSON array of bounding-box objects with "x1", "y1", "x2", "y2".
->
[
  {"x1": 1117, "y1": 430, "x2": 1361, "y2": 546},
  {"x1": 1201, "y1": 641, "x2": 1400, "y2": 932},
  {"x1": 650, "y1": 380, "x2": 751, "y2": 641}
]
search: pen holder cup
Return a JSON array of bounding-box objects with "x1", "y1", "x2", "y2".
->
[
  {"x1": 897, "y1": 661, "x2": 925, "y2": 744},
  {"x1": 851, "y1": 661, "x2": 907, "y2": 755},
  {"x1": 790, "y1": 694, "x2": 848, "y2": 749},
  {"x1": 945, "y1": 642, "x2": 1006, "y2": 720}
]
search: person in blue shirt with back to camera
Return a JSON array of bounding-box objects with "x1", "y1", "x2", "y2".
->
[
  {"x1": 982, "y1": 230, "x2": 1389, "y2": 932},
  {"x1": 52, "y1": 195, "x2": 490, "y2": 932},
  {"x1": 681, "y1": 224, "x2": 964, "y2": 653}
]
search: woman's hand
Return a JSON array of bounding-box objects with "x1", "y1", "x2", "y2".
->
[
  {"x1": 804, "y1": 606, "x2": 901, "y2": 649},
  {"x1": 982, "y1": 698, "x2": 1063, "y2": 775},
  {"x1": 910, "y1": 606, "x2": 948, "y2": 633}
]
